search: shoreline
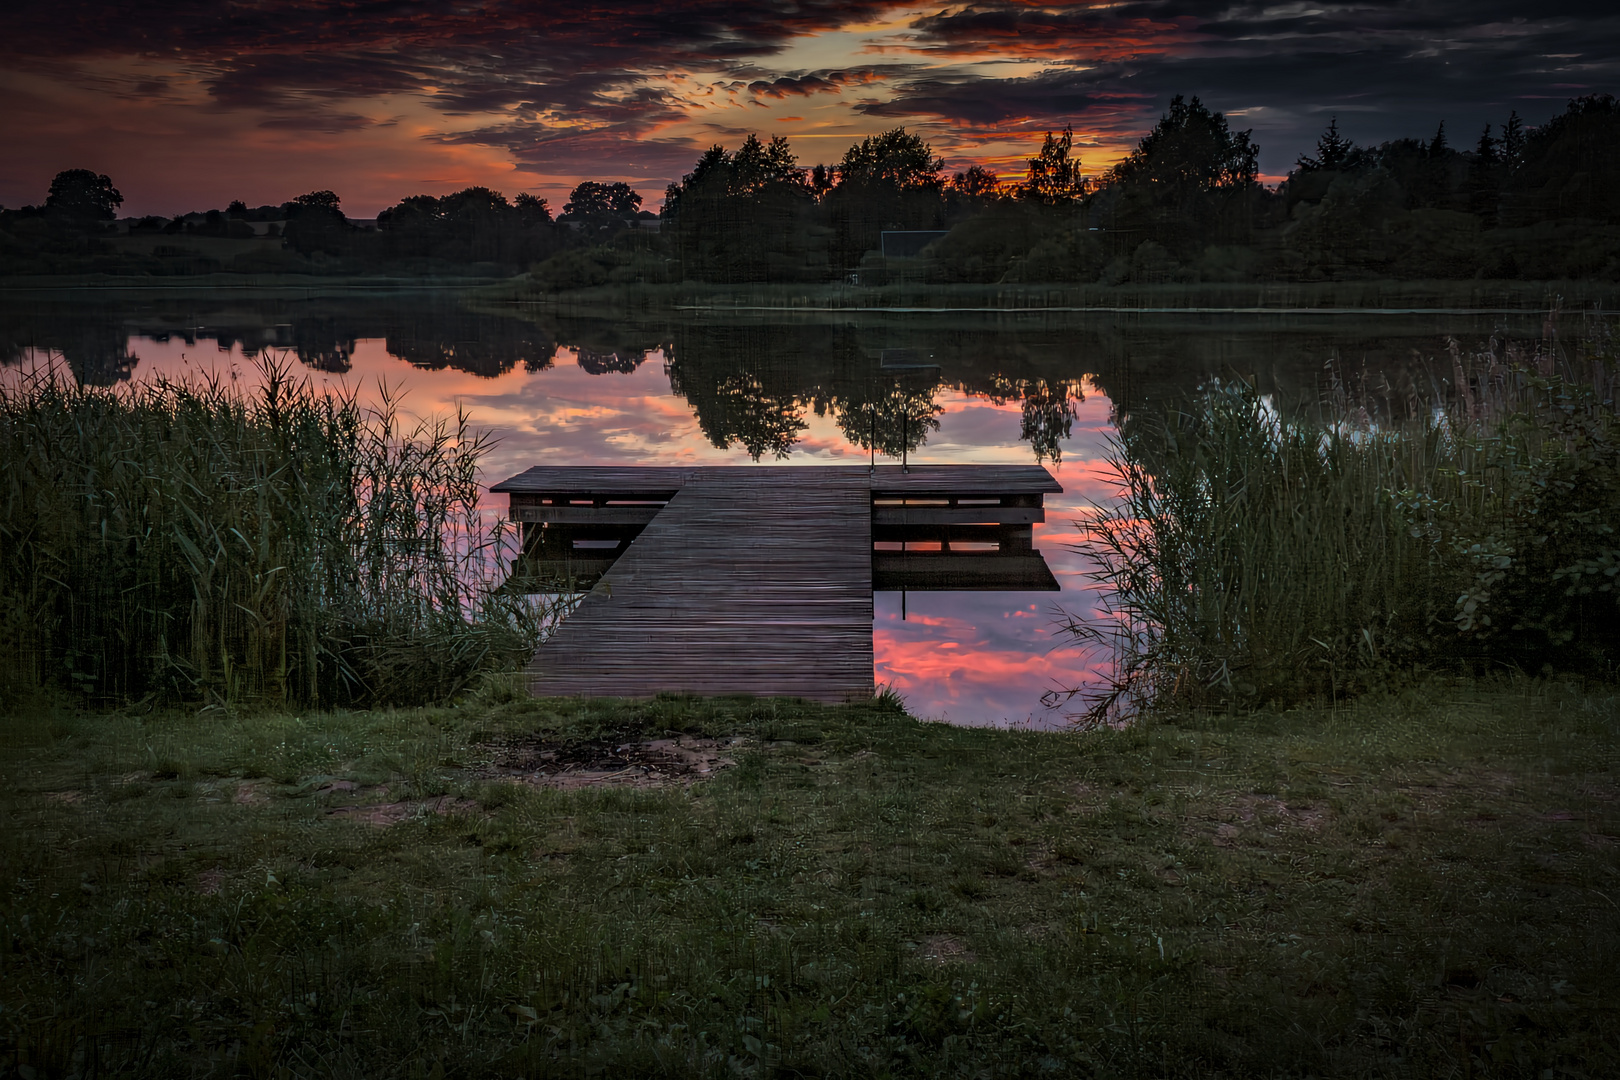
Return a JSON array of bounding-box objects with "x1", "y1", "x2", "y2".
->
[{"x1": 4, "y1": 274, "x2": 1617, "y2": 312}]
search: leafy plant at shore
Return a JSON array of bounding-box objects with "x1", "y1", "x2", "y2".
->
[
  {"x1": 1428, "y1": 338, "x2": 1620, "y2": 670},
  {"x1": 1071, "y1": 330, "x2": 1620, "y2": 718},
  {"x1": 0, "y1": 355, "x2": 558, "y2": 708}
]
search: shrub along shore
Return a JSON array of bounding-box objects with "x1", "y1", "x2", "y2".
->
[{"x1": 1, "y1": 682, "x2": 1616, "y2": 1075}]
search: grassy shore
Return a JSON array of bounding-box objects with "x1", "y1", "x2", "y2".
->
[
  {"x1": 2, "y1": 679, "x2": 1616, "y2": 1077},
  {"x1": 490, "y1": 278, "x2": 1620, "y2": 316}
]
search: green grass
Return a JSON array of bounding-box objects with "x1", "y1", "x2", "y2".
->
[{"x1": 2, "y1": 680, "x2": 1617, "y2": 1076}]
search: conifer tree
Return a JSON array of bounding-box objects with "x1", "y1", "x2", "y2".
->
[{"x1": 1297, "y1": 116, "x2": 1355, "y2": 171}]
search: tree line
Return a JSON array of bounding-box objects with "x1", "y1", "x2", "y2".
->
[
  {"x1": 3, "y1": 92, "x2": 1617, "y2": 282},
  {"x1": 551, "y1": 93, "x2": 1620, "y2": 287}
]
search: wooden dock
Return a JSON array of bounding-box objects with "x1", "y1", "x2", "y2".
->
[{"x1": 490, "y1": 465, "x2": 1061, "y2": 703}]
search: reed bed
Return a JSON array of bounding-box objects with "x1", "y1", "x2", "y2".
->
[
  {"x1": 0, "y1": 356, "x2": 556, "y2": 708},
  {"x1": 1073, "y1": 329, "x2": 1620, "y2": 719}
]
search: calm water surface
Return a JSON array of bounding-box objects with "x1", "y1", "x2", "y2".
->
[{"x1": 2, "y1": 297, "x2": 1548, "y2": 725}]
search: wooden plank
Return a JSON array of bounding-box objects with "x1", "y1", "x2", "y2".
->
[
  {"x1": 526, "y1": 467, "x2": 874, "y2": 703},
  {"x1": 492, "y1": 463, "x2": 1062, "y2": 499},
  {"x1": 869, "y1": 464, "x2": 1061, "y2": 496},
  {"x1": 512, "y1": 506, "x2": 662, "y2": 524},
  {"x1": 491, "y1": 465, "x2": 694, "y2": 496},
  {"x1": 873, "y1": 553, "x2": 1061, "y2": 591},
  {"x1": 873, "y1": 506, "x2": 1044, "y2": 526}
]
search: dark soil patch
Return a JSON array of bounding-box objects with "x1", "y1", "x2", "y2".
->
[{"x1": 476, "y1": 735, "x2": 744, "y2": 788}]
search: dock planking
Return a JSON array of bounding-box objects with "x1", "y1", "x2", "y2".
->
[
  {"x1": 515, "y1": 468, "x2": 874, "y2": 703},
  {"x1": 489, "y1": 464, "x2": 1061, "y2": 702}
]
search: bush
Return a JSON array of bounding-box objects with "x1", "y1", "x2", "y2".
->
[
  {"x1": 1072, "y1": 330, "x2": 1620, "y2": 718},
  {"x1": 1428, "y1": 340, "x2": 1620, "y2": 671}
]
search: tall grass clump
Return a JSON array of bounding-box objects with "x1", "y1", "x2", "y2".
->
[
  {"x1": 1074, "y1": 329, "x2": 1620, "y2": 719},
  {"x1": 0, "y1": 355, "x2": 554, "y2": 708}
]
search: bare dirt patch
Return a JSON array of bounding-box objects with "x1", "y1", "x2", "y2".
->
[
  {"x1": 1067, "y1": 781, "x2": 1109, "y2": 814},
  {"x1": 317, "y1": 780, "x2": 360, "y2": 794},
  {"x1": 917, "y1": 934, "x2": 976, "y2": 964},
  {"x1": 328, "y1": 796, "x2": 480, "y2": 826},
  {"x1": 232, "y1": 782, "x2": 269, "y2": 805},
  {"x1": 1202, "y1": 794, "x2": 1329, "y2": 847},
  {"x1": 477, "y1": 735, "x2": 744, "y2": 789}
]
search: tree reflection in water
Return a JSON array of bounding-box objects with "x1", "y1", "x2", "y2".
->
[{"x1": 1, "y1": 297, "x2": 1550, "y2": 468}]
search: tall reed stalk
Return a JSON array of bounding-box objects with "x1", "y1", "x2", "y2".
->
[
  {"x1": 0, "y1": 355, "x2": 556, "y2": 707},
  {"x1": 1068, "y1": 328, "x2": 1620, "y2": 721}
]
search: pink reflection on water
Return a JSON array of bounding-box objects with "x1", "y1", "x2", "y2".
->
[
  {"x1": 873, "y1": 386, "x2": 1119, "y2": 728},
  {"x1": 32, "y1": 337, "x2": 1122, "y2": 726}
]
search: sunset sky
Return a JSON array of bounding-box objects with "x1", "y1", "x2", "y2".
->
[{"x1": 3, "y1": 1, "x2": 1616, "y2": 217}]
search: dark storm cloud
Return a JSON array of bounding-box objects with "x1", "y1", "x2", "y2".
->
[
  {"x1": 6, "y1": 0, "x2": 1618, "y2": 179},
  {"x1": 0, "y1": 0, "x2": 902, "y2": 143},
  {"x1": 440, "y1": 122, "x2": 701, "y2": 177},
  {"x1": 746, "y1": 69, "x2": 901, "y2": 99},
  {"x1": 889, "y1": 1, "x2": 1620, "y2": 169},
  {"x1": 859, "y1": 71, "x2": 1105, "y2": 126}
]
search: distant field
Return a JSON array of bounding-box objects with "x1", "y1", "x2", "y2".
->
[{"x1": 2, "y1": 679, "x2": 1616, "y2": 1076}]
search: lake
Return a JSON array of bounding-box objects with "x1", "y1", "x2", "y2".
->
[{"x1": 1, "y1": 293, "x2": 1557, "y2": 724}]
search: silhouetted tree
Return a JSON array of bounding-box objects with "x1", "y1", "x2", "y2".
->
[
  {"x1": 950, "y1": 166, "x2": 1003, "y2": 201},
  {"x1": 1102, "y1": 95, "x2": 1260, "y2": 254},
  {"x1": 1503, "y1": 94, "x2": 1620, "y2": 224},
  {"x1": 809, "y1": 164, "x2": 836, "y2": 198},
  {"x1": 823, "y1": 127, "x2": 946, "y2": 267},
  {"x1": 1021, "y1": 127, "x2": 1086, "y2": 205},
  {"x1": 1468, "y1": 124, "x2": 1502, "y2": 224},
  {"x1": 1428, "y1": 122, "x2": 1448, "y2": 157},
  {"x1": 45, "y1": 170, "x2": 123, "y2": 222},
  {"x1": 282, "y1": 190, "x2": 350, "y2": 257},
  {"x1": 293, "y1": 190, "x2": 341, "y2": 213},
  {"x1": 664, "y1": 135, "x2": 818, "y2": 282},
  {"x1": 373, "y1": 187, "x2": 563, "y2": 268},
  {"x1": 561, "y1": 182, "x2": 642, "y2": 234},
  {"x1": 1502, "y1": 111, "x2": 1527, "y2": 166},
  {"x1": 514, "y1": 192, "x2": 552, "y2": 225},
  {"x1": 1296, "y1": 116, "x2": 1357, "y2": 172},
  {"x1": 837, "y1": 129, "x2": 944, "y2": 192}
]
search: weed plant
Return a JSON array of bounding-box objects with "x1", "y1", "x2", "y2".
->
[
  {"x1": 0, "y1": 356, "x2": 557, "y2": 708},
  {"x1": 1074, "y1": 328, "x2": 1620, "y2": 718}
]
